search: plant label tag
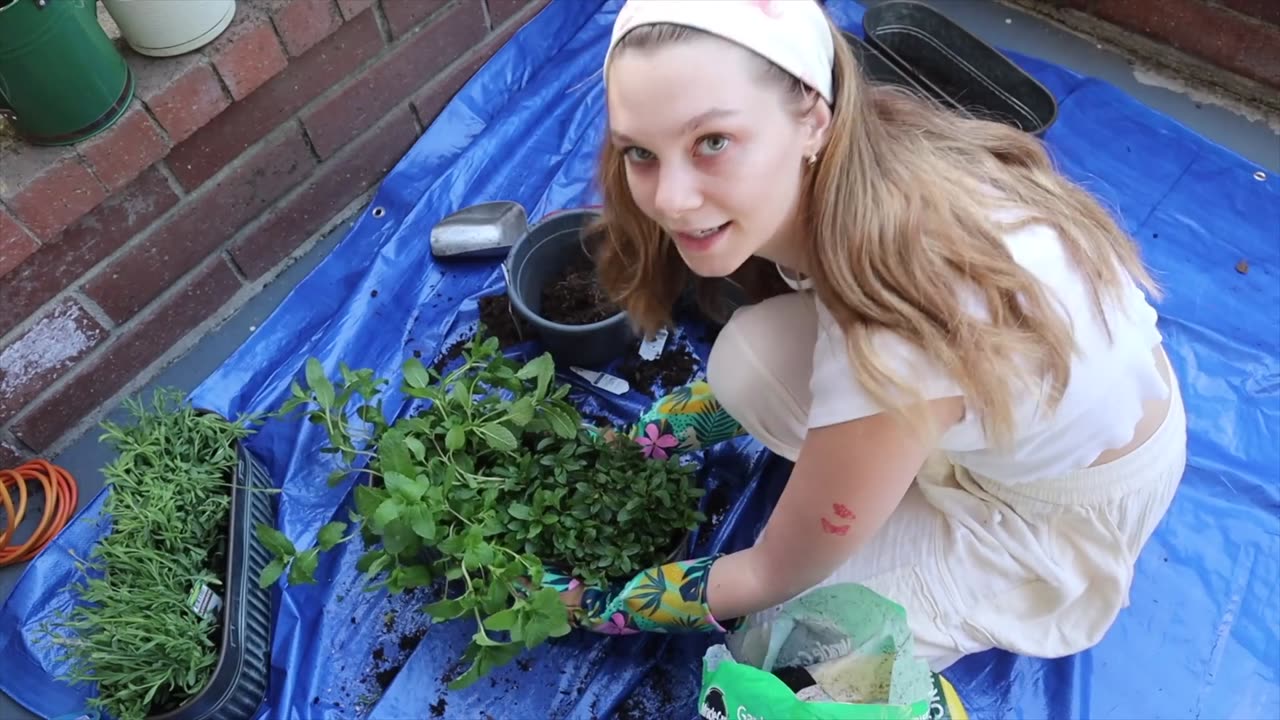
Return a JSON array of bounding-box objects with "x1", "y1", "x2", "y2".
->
[
  {"x1": 500, "y1": 261, "x2": 512, "y2": 289},
  {"x1": 188, "y1": 583, "x2": 224, "y2": 620},
  {"x1": 571, "y1": 366, "x2": 630, "y2": 395},
  {"x1": 638, "y1": 328, "x2": 669, "y2": 360}
]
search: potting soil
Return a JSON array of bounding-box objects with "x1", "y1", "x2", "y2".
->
[
  {"x1": 1, "y1": 2, "x2": 1275, "y2": 720},
  {"x1": 539, "y1": 254, "x2": 619, "y2": 325}
]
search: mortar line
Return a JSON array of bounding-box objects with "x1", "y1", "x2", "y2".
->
[{"x1": 71, "y1": 290, "x2": 119, "y2": 332}]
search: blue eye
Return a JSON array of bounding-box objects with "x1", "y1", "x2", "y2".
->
[
  {"x1": 698, "y1": 135, "x2": 730, "y2": 155},
  {"x1": 624, "y1": 147, "x2": 655, "y2": 162}
]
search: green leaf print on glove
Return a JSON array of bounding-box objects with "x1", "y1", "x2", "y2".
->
[{"x1": 629, "y1": 381, "x2": 746, "y2": 456}]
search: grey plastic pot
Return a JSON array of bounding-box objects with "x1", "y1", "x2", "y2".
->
[{"x1": 504, "y1": 209, "x2": 634, "y2": 368}]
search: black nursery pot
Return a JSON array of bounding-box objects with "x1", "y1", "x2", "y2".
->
[
  {"x1": 862, "y1": 0, "x2": 1058, "y2": 135},
  {"x1": 505, "y1": 209, "x2": 634, "y2": 368},
  {"x1": 150, "y1": 442, "x2": 276, "y2": 720}
]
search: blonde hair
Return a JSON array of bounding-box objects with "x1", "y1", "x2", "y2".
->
[{"x1": 593, "y1": 20, "x2": 1159, "y2": 446}]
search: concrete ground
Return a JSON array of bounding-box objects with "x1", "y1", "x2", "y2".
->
[{"x1": 1, "y1": 0, "x2": 1275, "y2": 717}]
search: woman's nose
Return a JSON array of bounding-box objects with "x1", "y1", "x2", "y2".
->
[{"x1": 653, "y1": 163, "x2": 702, "y2": 217}]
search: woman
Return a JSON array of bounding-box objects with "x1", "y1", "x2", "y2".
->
[{"x1": 548, "y1": 0, "x2": 1186, "y2": 673}]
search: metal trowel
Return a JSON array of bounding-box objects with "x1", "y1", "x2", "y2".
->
[{"x1": 429, "y1": 200, "x2": 528, "y2": 260}]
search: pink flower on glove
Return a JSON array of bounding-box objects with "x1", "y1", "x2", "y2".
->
[
  {"x1": 636, "y1": 423, "x2": 678, "y2": 460},
  {"x1": 596, "y1": 612, "x2": 640, "y2": 635}
]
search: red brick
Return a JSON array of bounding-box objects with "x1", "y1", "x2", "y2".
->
[
  {"x1": 303, "y1": 1, "x2": 488, "y2": 159},
  {"x1": 0, "y1": 152, "x2": 107, "y2": 240},
  {"x1": 0, "y1": 299, "x2": 108, "y2": 424},
  {"x1": 14, "y1": 258, "x2": 242, "y2": 452},
  {"x1": 0, "y1": 211, "x2": 38, "y2": 279},
  {"x1": 273, "y1": 0, "x2": 342, "y2": 56},
  {"x1": 138, "y1": 58, "x2": 232, "y2": 142},
  {"x1": 211, "y1": 19, "x2": 290, "y2": 100},
  {"x1": 84, "y1": 127, "x2": 315, "y2": 323},
  {"x1": 77, "y1": 104, "x2": 170, "y2": 191},
  {"x1": 0, "y1": 168, "x2": 178, "y2": 338},
  {"x1": 1092, "y1": 0, "x2": 1280, "y2": 87},
  {"x1": 167, "y1": 12, "x2": 384, "y2": 191},
  {"x1": 231, "y1": 107, "x2": 419, "y2": 278},
  {"x1": 336, "y1": 0, "x2": 374, "y2": 21},
  {"x1": 411, "y1": 13, "x2": 531, "y2": 126},
  {"x1": 382, "y1": 0, "x2": 449, "y2": 38},
  {"x1": 486, "y1": 0, "x2": 544, "y2": 28},
  {"x1": 1217, "y1": 0, "x2": 1280, "y2": 26}
]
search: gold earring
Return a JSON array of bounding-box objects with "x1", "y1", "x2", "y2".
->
[{"x1": 807, "y1": 152, "x2": 818, "y2": 166}]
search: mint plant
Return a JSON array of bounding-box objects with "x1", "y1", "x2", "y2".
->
[{"x1": 260, "y1": 332, "x2": 704, "y2": 689}]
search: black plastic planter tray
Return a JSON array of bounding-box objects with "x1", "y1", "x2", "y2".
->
[
  {"x1": 841, "y1": 30, "x2": 959, "y2": 111},
  {"x1": 862, "y1": 0, "x2": 1057, "y2": 135},
  {"x1": 151, "y1": 443, "x2": 276, "y2": 720},
  {"x1": 505, "y1": 208, "x2": 634, "y2": 368}
]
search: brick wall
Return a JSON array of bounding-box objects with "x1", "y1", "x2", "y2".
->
[
  {"x1": 1015, "y1": 0, "x2": 1280, "y2": 90},
  {"x1": 0, "y1": 0, "x2": 548, "y2": 467}
]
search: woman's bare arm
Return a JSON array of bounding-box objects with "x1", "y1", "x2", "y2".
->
[{"x1": 703, "y1": 396, "x2": 964, "y2": 620}]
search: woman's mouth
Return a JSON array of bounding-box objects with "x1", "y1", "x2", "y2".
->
[{"x1": 672, "y1": 222, "x2": 731, "y2": 252}]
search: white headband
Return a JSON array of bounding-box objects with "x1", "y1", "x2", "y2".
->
[{"x1": 603, "y1": 0, "x2": 835, "y2": 104}]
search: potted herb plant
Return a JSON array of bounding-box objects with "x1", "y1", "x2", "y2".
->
[
  {"x1": 259, "y1": 332, "x2": 706, "y2": 688},
  {"x1": 46, "y1": 389, "x2": 276, "y2": 720}
]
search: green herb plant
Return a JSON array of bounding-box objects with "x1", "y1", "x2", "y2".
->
[
  {"x1": 46, "y1": 389, "x2": 257, "y2": 720},
  {"x1": 259, "y1": 332, "x2": 705, "y2": 689}
]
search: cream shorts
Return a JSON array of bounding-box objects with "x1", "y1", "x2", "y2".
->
[{"x1": 707, "y1": 292, "x2": 1187, "y2": 671}]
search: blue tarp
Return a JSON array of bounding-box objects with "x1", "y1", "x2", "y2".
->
[{"x1": 3, "y1": 0, "x2": 1277, "y2": 718}]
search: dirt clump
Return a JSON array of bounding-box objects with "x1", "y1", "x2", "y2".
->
[{"x1": 617, "y1": 343, "x2": 700, "y2": 394}]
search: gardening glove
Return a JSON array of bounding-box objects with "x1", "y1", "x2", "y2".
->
[
  {"x1": 542, "y1": 555, "x2": 740, "y2": 635},
  {"x1": 625, "y1": 381, "x2": 747, "y2": 459}
]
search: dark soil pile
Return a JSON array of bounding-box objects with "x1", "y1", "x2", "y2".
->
[
  {"x1": 539, "y1": 254, "x2": 618, "y2": 325},
  {"x1": 617, "y1": 342, "x2": 700, "y2": 395},
  {"x1": 431, "y1": 292, "x2": 532, "y2": 372},
  {"x1": 479, "y1": 292, "x2": 530, "y2": 346}
]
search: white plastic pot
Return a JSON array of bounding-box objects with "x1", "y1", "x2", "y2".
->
[{"x1": 101, "y1": 0, "x2": 236, "y2": 58}]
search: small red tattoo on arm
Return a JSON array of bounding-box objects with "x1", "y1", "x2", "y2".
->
[
  {"x1": 832, "y1": 503, "x2": 856, "y2": 520},
  {"x1": 820, "y1": 518, "x2": 851, "y2": 536}
]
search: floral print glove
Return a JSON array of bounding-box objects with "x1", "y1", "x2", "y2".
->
[
  {"x1": 543, "y1": 556, "x2": 737, "y2": 635},
  {"x1": 626, "y1": 381, "x2": 746, "y2": 459}
]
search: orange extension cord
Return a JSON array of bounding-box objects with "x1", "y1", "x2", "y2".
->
[{"x1": 0, "y1": 460, "x2": 78, "y2": 566}]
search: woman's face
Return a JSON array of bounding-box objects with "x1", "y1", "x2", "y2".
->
[{"x1": 606, "y1": 36, "x2": 828, "y2": 277}]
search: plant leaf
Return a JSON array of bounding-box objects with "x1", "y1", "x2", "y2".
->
[
  {"x1": 317, "y1": 521, "x2": 347, "y2": 551},
  {"x1": 385, "y1": 471, "x2": 425, "y2": 502},
  {"x1": 408, "y1": 505, "x2": 437, "y2": 541},
  {"x1": 508, "y1": 503, "x2": 533, "y2": 521},
  {"x1": 305, "y1": 358, "x2": 336, "y2": 409},
  {"x1": 506, "y1": 396, "x2": 535, "y2": 426},
  {"x1": 258, "y1": 558, "x2": 286, "y2": 588},
  {"x1": 516, "y1": 353, "x2": 554, "y2": 400},
  {"x1": 477, "y1": 424, "x2": 518, "y2": 453},
  {"x1": 445, "y1": 426, "x2": 466, "y2": 451},
  {"x1": 372, "y1": 497, "x2": 404, "y2": 532},
  {"x1": 424, "y1": 596, "x2": 468, "y2": 621},
  {"x1": 403, "y1": 358, "x2": 431, "y2": 389},
  {"x1": 289, "y1": 548, "x2": 320, "y2": 585},
  {"x1": 541, "y1": 406, "x2": 576, "y2": 439},
  {"x1": 256, "y1": 524, "x2": 296, "y2": 558},
  {"x1": 354, "y1": 484, "x2": 384, "y2": 519}
]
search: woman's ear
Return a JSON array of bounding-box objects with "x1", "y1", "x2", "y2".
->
[{"x1": 803, "y1": 97, "x2": 834, "y2": 158}]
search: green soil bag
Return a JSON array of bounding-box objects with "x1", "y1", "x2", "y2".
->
[{"x1": 697, "y1": 584, "x2": 967, "y2": 720}]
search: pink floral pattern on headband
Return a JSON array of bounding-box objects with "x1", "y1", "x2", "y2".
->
[{"x1": 749, "y1": 0, "x2": 783, "y2": 18}]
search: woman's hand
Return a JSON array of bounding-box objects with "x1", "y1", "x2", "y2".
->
[{"x1": 543, "y1": 557, "x2": 735, "y2": 635}]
